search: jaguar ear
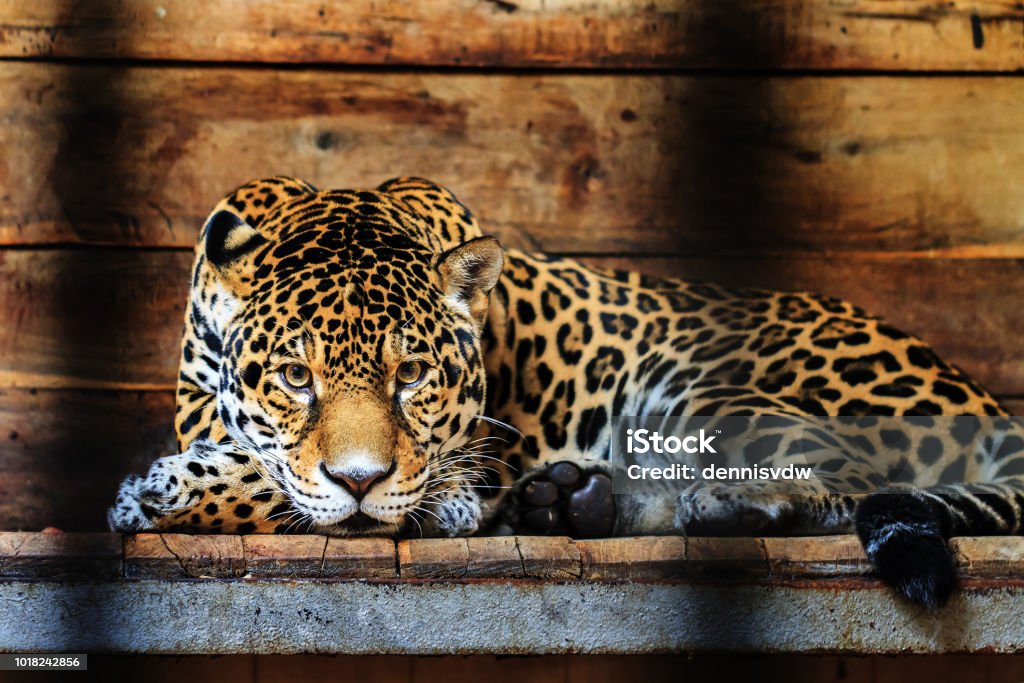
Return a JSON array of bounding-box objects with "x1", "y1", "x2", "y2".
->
[
  {"x1": 438, "y1": 236, "x2": 504, "y2": 326},
  {"x1": 202, "y1": 209, "x2": 267, "y2": 272},
  {"x1": 378, "y1": 177, "x2": 482, "y2": 250}
]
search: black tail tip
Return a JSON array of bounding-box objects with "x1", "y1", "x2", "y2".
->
[{"x1": 856, "y1": 490, "x2": 957, "y2": 609}]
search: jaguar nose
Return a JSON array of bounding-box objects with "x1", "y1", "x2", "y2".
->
[{"x1": 321, "y1": 459, "x2": 394, "y2": 500}]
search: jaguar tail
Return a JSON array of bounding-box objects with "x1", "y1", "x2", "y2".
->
[{"x1": 855, "y1": 481, "x2": 1024, "y2": 608}]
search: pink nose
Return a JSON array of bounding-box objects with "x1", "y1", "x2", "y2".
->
[{"x1": 321, "y1": 461, "x2": 392, "y2": 500}]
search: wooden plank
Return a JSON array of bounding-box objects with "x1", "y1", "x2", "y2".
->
[
  {"x1": 465, "y1": 536, "x2": 524, "y2": 577},
  {"x1": 398, "y1": 537, "x2": 580, "y2": 579},
  {"x1": 1005, "y1": 399, "x2": 1024, "y2": 415},
  {"x1": 2, "y1": 251, "x2": 1022, "y2": 395},
  {"x1": 0, "y1": 388, "x2": 176, "y2": 532},
  {"x1": 761, "y1": 536, "x2": 872, "y2": 578},
  {"x1": 950, "y1": 537, "x2": 1024, "y2": 577},
  {"x1": 322, "y1": 537, "x2": 397, "y2": 579},
  {"x1": 243, "y1": 536, "x2": 395, "y2": 579},
  {"x1": 577, "y1": 536, "x2": 686, "y2": 580},
  {"x1": 464, "y1": 537, "x2": 582, "y2": 579},
  {"x1": 124, "y1": 533, "x2": 245, "y2": 578},
  {"x1": 466, "y1": 536, "x2": 585, "y2": 581},
  {"x1": 3, "y1": 64, "x2": 1024, "y2": 256},
  {"x1": 512, "y1": 536, "x2": 581, "y2": 579},
  {"x1": 1, "y1": 1, "x2": 1022, "y2": 71},
  {"x1": 0, "y1": 250, "x2": 190, "y2": 390},
  {"x1": 242, "y1": 535, "x2": 327, "y2": 578},
  {"x1": 7, "y1": 533, "x2": 1024, "y2": 582},
  {"x1": 0, "y1": 531, "x2": 121, "y2": 578},
  {"x1": 684, "y1": 537, "x2": 768, "y2": 578},
  {"x1": 398, "y1": 538, "x2": 470, "y2": 580}
]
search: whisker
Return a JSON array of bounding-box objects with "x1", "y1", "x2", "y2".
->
[{"x1": 471, "y1": 414, "x2": 525, "y2": 442}]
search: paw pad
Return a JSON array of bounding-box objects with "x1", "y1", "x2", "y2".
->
[{"x1": 500, "y1": 461, "x2": 616, "y2": 538}]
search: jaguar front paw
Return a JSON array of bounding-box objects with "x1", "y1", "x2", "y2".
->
[
  {"x1": 107, "y1": 456, "x2": 194, "y2": 532},
  {"x1": 415, "y1": 489, "x2": 482, "y2": 537}
]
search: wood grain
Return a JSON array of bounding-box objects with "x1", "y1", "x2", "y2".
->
[
  {"x1": 398, "y1": 536, "x2": 580, "y2": 579},
  {"x1": 242, "y1": 535, "x2": 327, "y2": 578},
  {"x1": 464, "y1": 536, "x2": 524, "y2": 578},
  {"x1": 0, "y1": 388, "x2": 175, "y2": 531},
  {"x1": 577, "y1": 536, "x2": 686, "y2": 580},
  {"x1": 1, "y1": 1, "x2": 1021, "y2": 71},
  {"x1": 398, "y1": 538, "x2": 470, "y2": 580},
  {"x1": 684, "y1": 537, "x2": 767, "y2": 578},
  {"x1": 322, "y1": 537, "x2": 397, "y2": 579},
  {"x1": 761, "y1": 536, "x2": 871, "y2": 578},
  {"x1": 1, "y1": 251, "x2": 1021, "y2": 394},
  {"x1": 3, "y1": 64, "x2": 1024, "y2": 256},
  {"x1": 242, "y1": 536, "x2": 395, "y2": 578},
  {"x1": 124, "y1": 533, "x2": 245, "y2": 578},
  {"x1": 950, "y1": 537, "x2": 1024, "y2": 577},
  {"x1": 510, "y1": 536, "x2": 581, "y2": 579},
  {"x1": 0, "y1": 531, "x2": 121, "y2": 578},
  {"x1": 0, "y1": 250, "x2": 190, "y2": 390}
]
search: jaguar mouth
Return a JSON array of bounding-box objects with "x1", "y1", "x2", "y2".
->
[{"x1": 317, "y1": 511, "x2": 399, "y2": 537}]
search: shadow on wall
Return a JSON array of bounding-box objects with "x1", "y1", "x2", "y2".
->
[
  {"x1": 41, "y1": 0, "x2": 176, "y2": 532},
  {"x1": 666, "y1": 0, "x2": 798, "y2": 260}
]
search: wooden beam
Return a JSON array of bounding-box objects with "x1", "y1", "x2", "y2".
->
[
  {"x1": 0, "y1": 1, "x2": 1021, "y2": 71},
  {"x1": 242, "y1": 535, "x2": 396, "y2": 578},
  {"x1": 950, "y1": 537, "x2": 1024, "y2": 577},
  {"x1": 761, "y1": 536, "x2": 872, "y2": 578},
  {"x1": 0, "y1": 531, "x2": 121, "y2": 578},
  {"x1": 576, "y1": 536, "x2": 686, "y2": 580},
  {"x1": 1, "y1": 533, "x2": 1023, "y2": 582},
  {"x1": 3, "y1": 64, "x2": 1024, "y2": 256},
  {"x1": 124, "y1": 533, "x2": 245, "y2": 578}
]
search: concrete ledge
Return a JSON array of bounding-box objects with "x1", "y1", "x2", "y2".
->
[
  {"x1": 1, "y1": 533, "x2": 1024, "y2": 654},
  {"x1": 4, "y1": 580, "x2": 1024, "y2": 654}
]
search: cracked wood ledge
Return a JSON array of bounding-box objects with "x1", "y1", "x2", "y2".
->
[{"x1": 0, "y1": 532, "x2": 1021, "y2": 583}]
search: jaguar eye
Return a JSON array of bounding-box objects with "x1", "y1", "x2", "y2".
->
[
  {"x1": 282, "y1": 364, "x2": 312, "y2": 389},
  {"x1": 395, "y1": 360, "x2": 426, "y2": 387}
]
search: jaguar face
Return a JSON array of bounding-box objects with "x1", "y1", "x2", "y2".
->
[{"x1": 205, "y1": 193, "x2": 503, "y2": 535}]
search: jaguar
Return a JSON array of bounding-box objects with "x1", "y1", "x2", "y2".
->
[{"x1": 109, "y1": 176, "x2": 1024, "y2": 608}]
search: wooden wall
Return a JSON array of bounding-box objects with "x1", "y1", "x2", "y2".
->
[{"x1": 1, "y1": 0, "x2": 1023, "y2": 531}]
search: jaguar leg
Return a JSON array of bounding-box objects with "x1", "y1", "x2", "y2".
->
[{"x1": 108, "y1": 440, "x2": 292, "y2": 534}]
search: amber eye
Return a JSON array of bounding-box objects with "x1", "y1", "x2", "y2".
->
[
  {"x1": 282, "y1": 364, "x2": 312, "y2": 389},
  {"x1": 395, "y1": 360, "x2": 426, "y2": 387}
]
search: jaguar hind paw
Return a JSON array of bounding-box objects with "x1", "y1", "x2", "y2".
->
[
  {"x1": 675, "y1": 483, "x2": 796, "y2": 536},
  {"x1": 497, "y1": 460, "x2": 616, "y2": 538}
]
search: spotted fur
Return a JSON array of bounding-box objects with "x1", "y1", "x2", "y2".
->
[{"x1": 110, "y1": 177, "x2": 1024, "y2": 608}]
